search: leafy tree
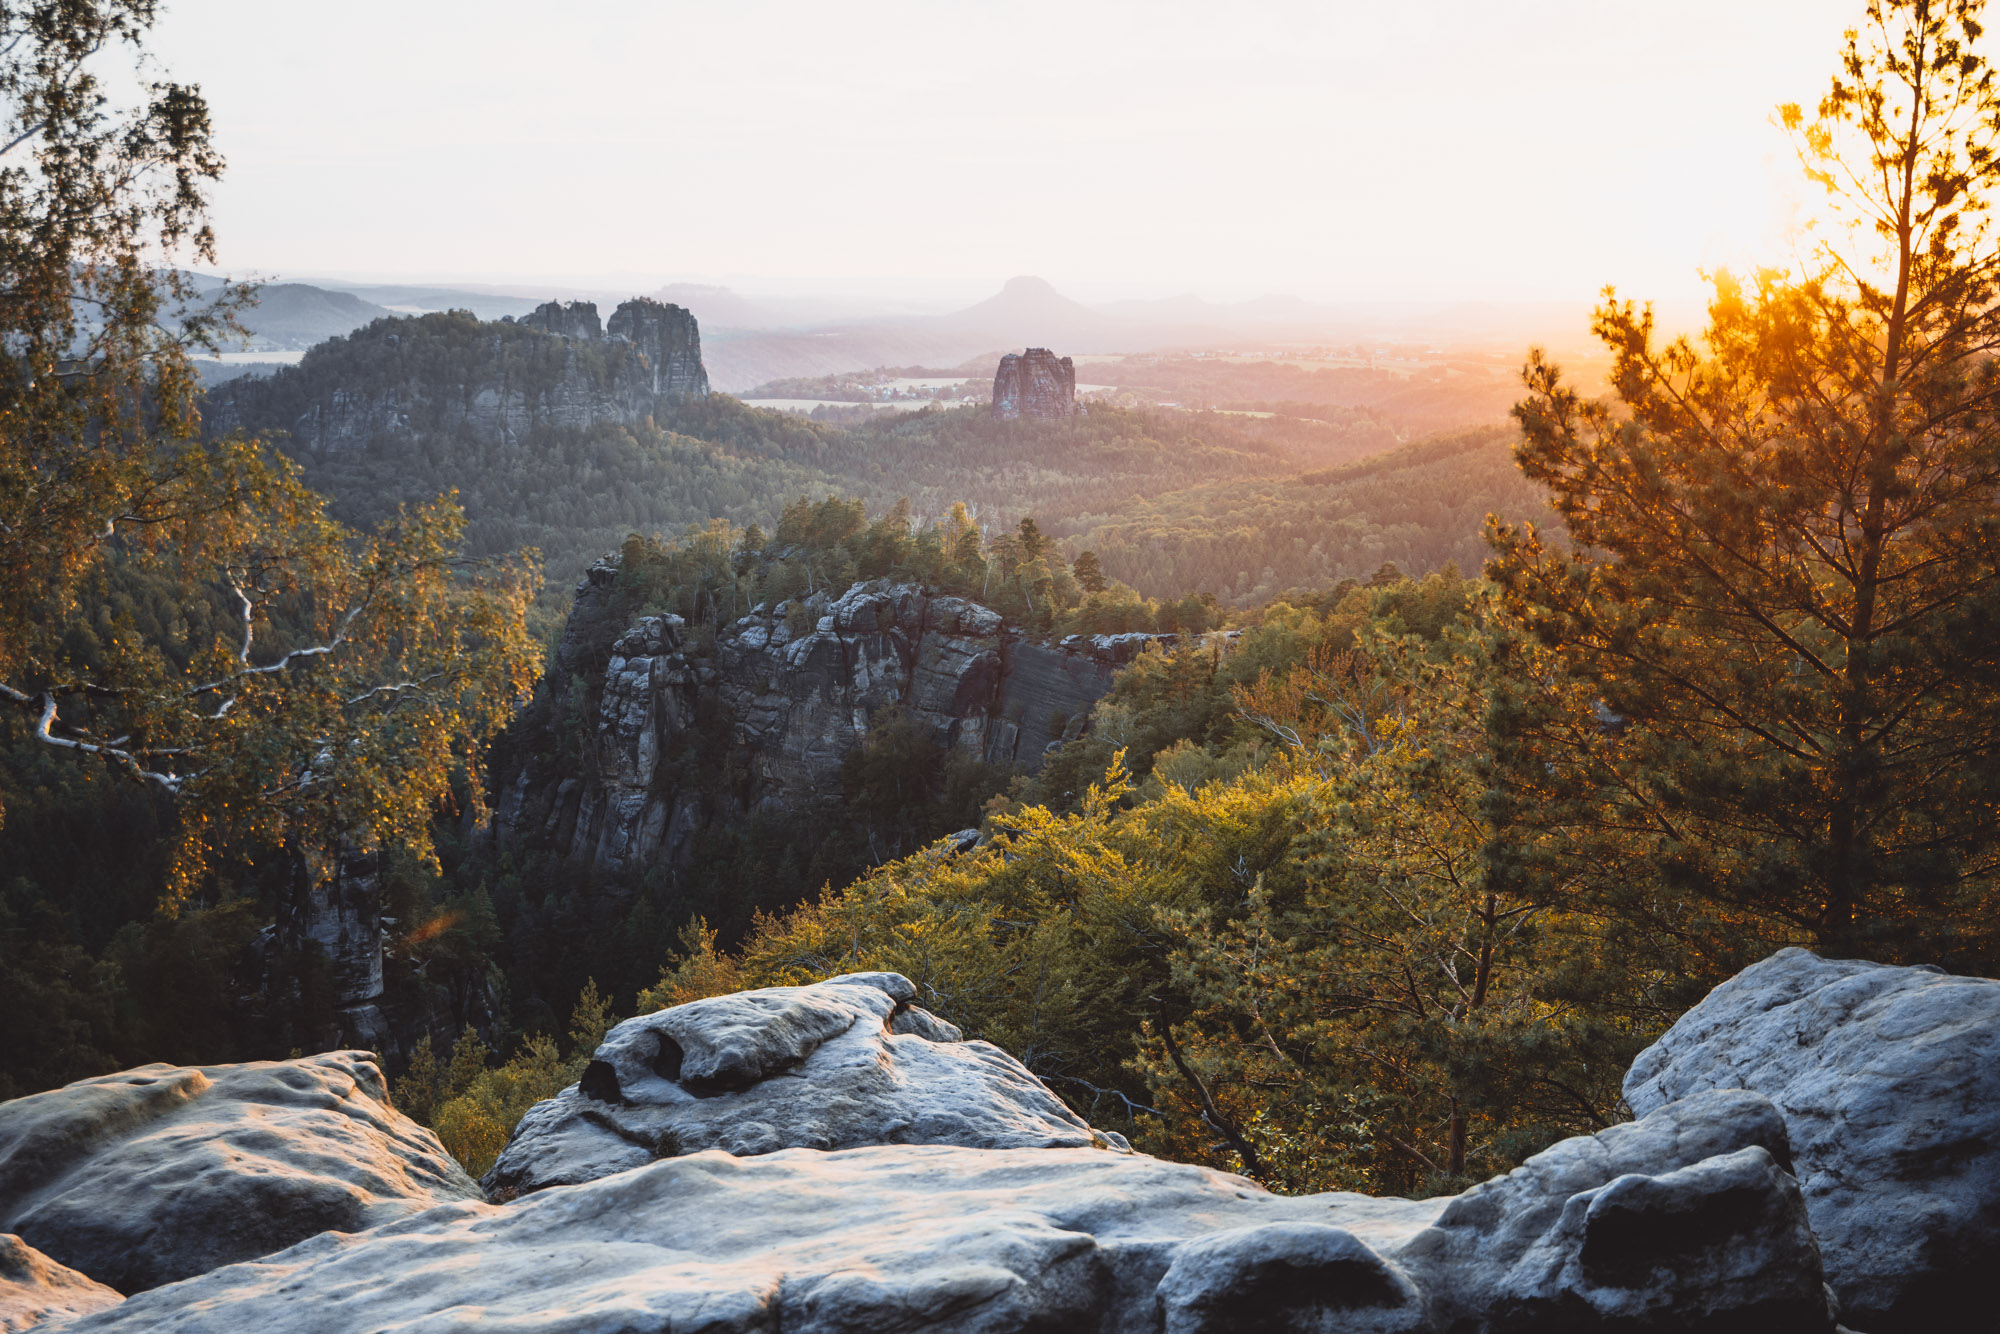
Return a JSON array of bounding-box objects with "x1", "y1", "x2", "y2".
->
[
  {"x1": 1148, "y1": 613, "x2": 1633, "y2": 1195},
  {"x1": 1491, "y1": 0, "x2": 2000, "y2": 960},
  {"x1": 0, "y1": 3, "x2": 540, "y2": 909}
]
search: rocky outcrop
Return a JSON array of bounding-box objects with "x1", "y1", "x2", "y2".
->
[
  {"x1": 483, "y1": 972, "x2": 1107, "y2": 1197},
  {"x1": 0, "y1": 1052, "x2": 479, "y2": 1294},
  {"x1": 607, "y1": 296, "x2": 709, "y2": 397},
  {"x1": 64, "y1": 1088, "x2": 1835, "y2": 1334},
  {"x1": 205, "y1": 301, "x2": 707, "y2": 456},
  {"x1": 493, "y1": 574, "x2": 1123, "y2": 874},
  {"x1": 992, "y1": 346, "x2": 1077, "y2": 419},
  {"x1": 519, "y1": 298, "x2": 601, "y2": 340},
  {"x1": 0, "y1": 1235, "x2": 120, "y2": 1331},
  {"x1": 1624, "y1": 948, "x2": 2000, "y2": 1331},
  {"x1": 28, "y1": 949, "x2": 2000, "y2": 1331}
]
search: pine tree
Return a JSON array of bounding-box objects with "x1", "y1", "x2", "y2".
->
[{"x1": 1489, "y1": 0, "x2": 2000, "y2": 961}]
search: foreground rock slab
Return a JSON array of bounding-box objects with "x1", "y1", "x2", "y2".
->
[
  {"x1": 77, "y1": 1088, "x2": 1830, "y2": 1334},
  {"x1": 0, "y1": 1235, "x2": 121, "y2": 1332},
  {"x1": 485, "y1": 971, "x2": 1107, "y2": 1196},
  {"x1": 1625, "y1": 948, "x2": 2000, "y2": 1332},
  {"x1": 0, "y1": 1052, "x2": 480, "y2": 1294}
]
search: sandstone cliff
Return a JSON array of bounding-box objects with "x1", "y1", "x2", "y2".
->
[
  {"x1": 491, "y1": 562, "x2": 1137, "y2": 875},
  {"x1": 991, "y1": 346, "x2": 1077, "y2": 419},
  {"x1": 205, "y1": 298, "x2": 707, "y2": 456}
]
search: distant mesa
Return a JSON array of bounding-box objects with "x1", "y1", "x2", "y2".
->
[{"x1": 991, "y1": 347, "x2": 1076, "y2": 420}]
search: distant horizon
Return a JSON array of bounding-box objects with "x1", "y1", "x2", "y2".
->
[{"x1": 150, "y1": 0, "x2": 1859, "y2": 319}]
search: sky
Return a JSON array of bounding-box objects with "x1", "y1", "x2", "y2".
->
[{"x1": 150, "y1": 0, "x2": 1859, "y2": 311}]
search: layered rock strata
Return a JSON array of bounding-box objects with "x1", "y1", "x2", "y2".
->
[
  {"x1": 493, "y1": 574, "x2": 1125, "y2": 874},
  {"x1": 1624, "y1": 947, "x2": 2000, "y2": 1331},
  {"x1": 483, "y1": 972, "x2": 1109, "y2": 1196},
  {"x1": 0, "y1": 1052, "x2": 479, "y2": 1294},
  {"x1": 991, "y1": 346, "x2": 1077, "y2": 419}
]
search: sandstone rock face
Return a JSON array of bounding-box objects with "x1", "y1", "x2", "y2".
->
[
  {"x1": 520, "y1": 298, "x2": 602, "y2": 340},
  {"x1": 0, "y1": 1052, "x2": 480, "y2": 1294},
  {"x1": 0, "y1": 1235, "x2": 121, "y2": 1332},
  {"x1": 607, "y1": 296, "x2": 709, "y2": 397},
  {"x1": 494, "y1": 575, "x2": 1123, "y2": 874},
  {"x1": 1624, "y1": 948, "x2": 2000, "y2": 1331},
  {"x1": 69, "y1": 1088, "x2": 1833, "y2": 1334},
  {"x1": 483, "y1": 972, "x2": 1105, "y2": 1196},
  {"x1": 257, "y1": 846, "x2": 390, "y2": 1053},
  {"x1": 992, "y1": 346, "x2": 1077, "y2": 419},
  {"x1": 205, "y1": 301, "x2": 707, "y2": 456}
]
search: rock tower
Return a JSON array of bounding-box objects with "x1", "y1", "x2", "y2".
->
[
  {"x1": 521, "y1": 300, "x2": 603, "y2": 340},
  {"x1": 991, "y1": 347, "x2": 1076, "y2": 419},
  {"x1": 608, "y1": 297, "x2": 710, "y2": 398},
  {"x1": 518, "y1": 297, "x2": 709, "y2": 399}
]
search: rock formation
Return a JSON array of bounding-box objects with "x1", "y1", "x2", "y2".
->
[
  {"x1": 606, "y1": 296, "x2": 710, "y2": 397},
  {"x1": 0, "y1": 1236, "x2": 120, "y2": 1332},
  {"x1": 493, "y1": 572, "x2": 1126, "y2": 874},
  {"x1": 57, "y1": 1088, "x2": 1836, "y2": 1334},
  {"x1": 9, "y1": 949, "x2": 1993, "y2": 1332},
  {"x1": 1624, "y1": 947, "x2": 2000, "y2": 1331},
  {"x1": 519, "y1": 298, "x2": 602, "y2": 340},
  {"x1": 991, "y1": 347, "x2": 1077, "y2": 419},
  {"x1": 204, "y1": 299, "x2": 708, "y2": 456},
  {"x1": 0, "y1": 1052, "x2": 478, "y2": 1294},
  {"x1": 484, "y1": 972, "x2": 1109, "y2": 1196}
]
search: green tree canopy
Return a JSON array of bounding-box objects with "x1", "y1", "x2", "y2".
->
[
  {"x1": 0, "y1": 0, "x2": 540, "y2": 903},
  {"x1": 1490, "y1": 0, "x2": 2000, "y2": 961}
]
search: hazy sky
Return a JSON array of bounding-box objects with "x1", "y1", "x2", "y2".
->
[{"x1": 153, "y1": 0, "x2": 1860, "y2": 308}]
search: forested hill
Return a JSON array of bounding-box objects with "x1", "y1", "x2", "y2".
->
[
  {"x1": 204, "y1": 307, "x2": 1533, "y2": 626},
  {"x1": 1071, "y1": 426, "x2": 1555, "y2": 603}
]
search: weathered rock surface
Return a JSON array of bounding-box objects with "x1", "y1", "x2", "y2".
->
[
  {"x1": 0, "y1": 1052, "x2": 480, "y2": 1294},
  {"x1": 69, "y1": 1088, "x2": 1832, "y2": 1334},
  {"x1": 992, "y1": 345, "x2": 1078, "y2": 419},
  {"x1": 0, "y1": 1235, "x2": 121, "y2": 1332},
  {"x1": 1398, "y1": 1088, "x2": 1830, "y2": 1331},
  {"x1": 1624, "y1": 947, "x2": 2000, "y2": 1331},
  {"x1": 483, "y1": 972, "x2": 1106, "y2": 1196},
  {"x1": 494, "y1": 573, "x2": 1124, "y2": 873}
]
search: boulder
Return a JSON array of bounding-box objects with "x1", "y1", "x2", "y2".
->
[
  {"x1": 0, "y1": 1235, "x2": 121, "y2": 1332},
  {"x1": 1623, "y1": 948, "x2": 2000, "y2": 1332},
  {"x1": 1396, "y1": 1088, "x2": 1832, "y2": 1332},
  {"x1": 483, "y1": 972, "x2": 1107, "y2": 1196},
  {"x1": 0, "y1": 1052, "x2": 480, "y2": 1294},
  {"x1": 73, "y1": 1089, "x2": 1832, "y2": 1334}
]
